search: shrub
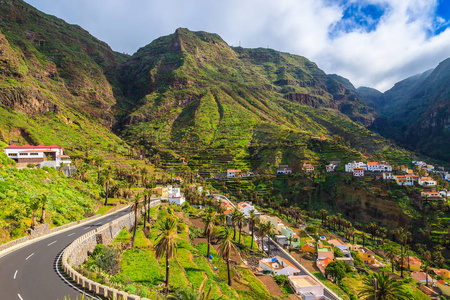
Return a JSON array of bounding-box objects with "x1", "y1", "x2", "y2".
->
[{"x1": 89, "y1": 244, "x2": 120, "y2": 274}]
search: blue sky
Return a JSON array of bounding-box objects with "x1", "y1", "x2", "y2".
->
[{"x1": 23, "y1": 0, "x2": 450, "y2": 91}]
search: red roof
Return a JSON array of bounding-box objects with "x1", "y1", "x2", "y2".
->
[
  {"x1": 367, "y1": 162, "x2": 378, "y2": 165},
  {"x1": 5, "y1": 144, "x2": 62, "y2": 149}
]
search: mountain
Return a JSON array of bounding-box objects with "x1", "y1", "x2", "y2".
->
[
  {"x1": 366, "y1": 61, "x2": 450, "y2": 162},
  {"x1": 117, "y1": 28, "x2": 398, "y2": 173},
  {"x1": 0, "y1": 0, "x2": 128, "y2": 155}
]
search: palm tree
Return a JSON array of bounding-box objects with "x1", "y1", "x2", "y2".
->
[
  {"x1": 236, "y1": 212, "x2": 245, "y2": 244},
  {"x1": 101, "y1": 170, "x2": 115, "y2": 206},
  {"x1": 264, "y1": 222, "x2": 273, "y2": 256},
  {"x1": 154, "y1": 216, "x2": 178, "y2": 291},
  {"x1": 201, "y1": 211, "x2": 216, "y2": 259},
  {"x1": 384, "y1": 247, "x2": 396, "y2": 273},
  {"x1": 248, "y1": 210, "x2": 259, "y2": 249},
  {"x1": 130, "y1": 193, "x2": 143, "y2": 248},
  {"x1": 29, "y1": 198, "x2": 40, "y2": 229},
  {"x1": 217, "y1": 227, "x2": 237, "y2": 286},
  {"x1": 358, "y1": 272, "x2": 411, "y2": 300},
  {"x1": 38, "y1": 194, "x2": 48, "y2": 224},
  {"x1": 424, "y1": 251, "x2": 431, "y2": 286},
  {"x1": 287, "y1": 235, "x2": 294, "y2": 250},
  {"x1": 231, "y1": 208, "x2": 240, "y2": 240},
  {"x1": 93, "y1": 156, "x2": 104, "y2": 183}
]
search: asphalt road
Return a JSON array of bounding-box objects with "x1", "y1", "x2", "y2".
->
[
  {"x1": 0, "y1": 207, "x2": 132, "y2": 300},
  {"x1": 262, "y1": 237, "x2": 340, "y2": 300}
]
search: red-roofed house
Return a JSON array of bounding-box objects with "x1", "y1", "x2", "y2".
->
[
  {"x1": 4, "y1": 144, "x2": 70, "y2": 165},
  {"x1": 226, "y1": 169, "x2": 241, "y2": 178},
  {"x1": 302, "y1": 164, "x2": 314, "y2": 173},
  {"x1": 411, "y1": 272, "x2": 435, "y2": 284},
  {"x1": 437, "y1": 280, "x2": 450, "y2": 296},
  {"x1": 317, "y1": 257, "x2": 333, "y2": 276}
]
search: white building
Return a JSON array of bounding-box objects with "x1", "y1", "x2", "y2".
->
[
  {"x1": 353, "y1": 168, "x2": 364, "y2": 177},
  {"x1": 289, "y1": 275, "x2": 325, "y2": 299},
  {"x1": 168, "y1": 186, "x2": 185, "y2": 205},
  {"x1": 419, "y1": 177, "x2": 437, "y2": 187},
  {"x1": 277, "y1": 167, "x2": 293, "y2": 175},
  {"x1": 326, "y1": 164, "x2": 337, "y2": 172},
  {"x1": 367, "y1": 162, "x2": 392, "y2": 172},
  {"x1": 382, "y1": 172, "x2": 394, "y2": 180},
  {"x1": 237, "y1": 201, "x2": 260, "y2": 217},
  {"x1": 303, "y1": 164, "x2": 314, "y2": 173},
  {"x1": 4, "y1": 144, "x2": 71, "y2": 166},
  {"x1": 259, "y1": 256, "x2": 301, "y2": 276},
  {"x1": 345, "y1": 161, "x2": 367, "y2": 172}
]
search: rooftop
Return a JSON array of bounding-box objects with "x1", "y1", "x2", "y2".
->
[{"x1": 289, "y1": 275, "x2": 320, "y2": 288}]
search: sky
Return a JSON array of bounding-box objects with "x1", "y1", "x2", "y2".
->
[{"x1": 24, "y1": 0, "x2": 450, "y2": 91}]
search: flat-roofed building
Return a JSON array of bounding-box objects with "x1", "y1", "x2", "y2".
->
[{"x1": 289, "y1": 275, "x2": 325, "y2": 299}]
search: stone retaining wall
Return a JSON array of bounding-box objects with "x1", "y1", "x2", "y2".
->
[{"x1": 62, "y1": 199, "x2": 161, "y2": 300}]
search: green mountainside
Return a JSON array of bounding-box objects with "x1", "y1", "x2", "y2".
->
[
  {"x1": 360, "y1": 61, "x2": 450, "y2": 162},
  {"x1": 0, "y1": 0, "x2": 128, "y2": 156}
]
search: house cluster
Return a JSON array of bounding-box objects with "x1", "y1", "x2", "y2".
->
[
  {"x1": 413, "y1": 160, "x2": 450, "y2": 182},
  {"x1": 213, "y1": 169, "x2": 254, "y2": 179},
  {"x1": 152, "y1": 186, "x2": 186, "y2": 205},
  {"x1": 345, "y1": 161, "x2": 392, "y2": 177},
  {"x1": 258, "y1": 256, "x2": 327, "y2": 299},
  {"x1": 4, "y1": 144, "x2": 72, "y2": 167}
]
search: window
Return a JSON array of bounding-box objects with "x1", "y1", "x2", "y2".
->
[
  {"x1": 30, "y1": 153, "x2": 39, "y2": 156},
  {"x1": 19, "y1": 153, "x2": 28, "y2": 156},
  {"x1": 8, "y1": 153, "x2": 16, "y2": 156}
]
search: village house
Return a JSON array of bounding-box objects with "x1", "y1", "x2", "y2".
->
[
  {"x1": 260, "y1": 215, "x2": 284, "y2": 234},
  {"x1": 302, "y1": 244, "x2": 315, "y2": 255},
  {"x1": 237, "y1": 201, "x2": 261, "y2": 218},
  {"x1": 357, "y1": 247, "x2": 377, "y2": 265},
  {"x1": 382, "y1": 172, "x2": 394, "y2": 180},
  {"x1": 280, "y1": 226, "x2": 300, "y2": 248},
  {"x1": 418, "y1": 177, "x2": 437, "y2": 187},
  {"x1": 421, "y1": 191, "x2": 442, "y2": 199},
  {"x1": 317, "y1": 243, "x2": 334, "y2": 260},
  {"x1": 328, "y1": 239, "x2": 351, "y2": 258},
  {"x1": 289, "y1": 275, "x2": 325, "y2": 299},
  {"x1": 303, "y1": 164, "x2": 314, "y2": 173},
  {"x1": 312, "y1": 135, "x2": 327, "y2": 140},
  {"x1": 277, "y1": 166, "x2": 293, "y2": 175},
  {"x1": 353, "y1": 167, "x2": 364, "y2": 177},
  {"x1": 259, "y1": 256, "x2": 301, "y2": 276},
  {"x1": 226, "y1": 169, "x2": 241, "y2": 178},
  {"x1": 444, "y1": 172, "x2": 450, "y2": 181},
  {"x1": 437, "y1": 280, "x2": 450, "y2": 297},
  {"x1": 425, "y1": 165, "x2": 435, "y2": 172},
  {"x1": 4, "y1": 144, "x2": 71, "y2": 167},
  {"x1": 395, "y1": 174, "x2": 419, "y2": 186},
  {"x1": 402, "y1": 256, "x2": 422, "y2": 272},
  {"x1": 411, "y1": 272, "x2": 435, "y2": 284},
  {"x1": 153, "y1": 186, "x2": 169, "y2": 199},
  {"x1": 316, "y1": 257, "x2": 333, "y2": 276},
  {"x1": 367, "y1": 162, "x2": 392, "y2": 172},
  {"x1": 326, "y1": 163, "x2": 337, "y2": 172},
  {"x1": 167, "y1": 186, "x2": 185, "y2": 205},
  {"x1": 441, "y1": 269, "x2": 450, "y2": 279},
  {"x1": 345, "y1": 161, "x2": 367, "y2": 172},
  {"x1": 413, "y1": 161, "x2": 427, "y2": 167}
]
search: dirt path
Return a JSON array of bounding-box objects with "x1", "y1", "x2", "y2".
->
[{"x1": 256, "y1": 275, "x2": 285, "y2": 297}]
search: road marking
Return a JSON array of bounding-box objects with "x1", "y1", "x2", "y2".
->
[
  {"x1": 107, "y1": 218, "x2": 111, "y2": 221},
  {"x1": 25, "y1": 253, "x2": 34, "y2": 260},
  {"x1": 47, "y1": 241, "x2": 57, "y2": 246},
  {"x1": 18, "y1": 294, "x2": 23, "y2": 300},
  {"x1": 14, "y1": 270, "x2": 18, "y2": 279},
  {"x1": 84, "y1": 226, "x2": 91, "y2": 230},
  {"x1": 55, "y1": 247, "x2": 101, "y2": 300},
  {"x1": 68, "y1": 232, "x2": 75, "y2": 236}
]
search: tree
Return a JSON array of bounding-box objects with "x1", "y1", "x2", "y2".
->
[
  {"x1": 130, "y1": 193, "x2": 143, "y2": 248},
  {"x1": 236, "y1": 212, "x2": 245, "y2": 244},
  {"x1": 168, "y1": 277, "x2": 215, "y2": 300},
  {"x1": 424, "y1": 251, "x2": 431, "y2": 286},
  {"x1": 201, "y1": 211, "x2": 216, "y2": 259},
  {"x1": 29, "y1": 198, "x2": 40, "y2": 229},
  {"x1": 358, "y1": 272, "x2": 411, "y2": 300},
  {"x1": 101, "y1": 170, "x2": 115, "y2": 206},
  {"x1": 231, "y1": 208, "x2": 240, "y2": 240},
  {"x1": 384, "y1": 247, "x2": 396, "y2": 273},
  {"x1": 325, "y1": 262, "x2": 347, "y2": 283},
  {"x1": 248, "y1": 210, "x2": 259, "y2": 249},
  {"x1": 93, "y1": 156, "x2": 104, "y2": 183},
  {"x1": 155, "y1": 217, "x2": 178, "y2": 292},
  {"x1": 287, "y1": 235, "x2": 294, "y2": 250},
  {"x1": 38, "y1": 194, "x2": 48, "y2": 224},
  {"x1": 217, "y1": 227, "x2": 237, "y2": 286}
]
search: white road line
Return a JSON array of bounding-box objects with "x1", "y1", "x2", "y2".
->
[
  {"x1": 84, "y1": 226, "x2": 91, "y2": 230},
  {"x1": 14, "y1": 270, "x2": 18, "y2": 279},
  {"x1": 18, "y1": 294, "x2": 23, "y2": 300},
  {"x1": 25, "y1": 253, "x2": 34, "y2": 260},
  {"x1": 107, "y1": 218, "x2": 111, "y2": 221},
  {"x1": 47, "y1": 241, "x2": 57, "y2": 246},
  {"x1": 68, "y1": 233, "x2": 75, "y2": 237},
  {"x1": 55, "y1": 247, "x2": 101, "y2": 300}
]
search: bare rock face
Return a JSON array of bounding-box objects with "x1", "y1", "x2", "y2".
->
[
  {"x1": 0, "y1": 32, "x2": 21, "y2": 77},
  {"x1": 0, "y1": 86, "x2": 58, "y2": 114}
]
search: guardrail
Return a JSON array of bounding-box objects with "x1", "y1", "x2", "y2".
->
[{"x1": 62, "y1": 199, "x2": 161, "y2": 300}]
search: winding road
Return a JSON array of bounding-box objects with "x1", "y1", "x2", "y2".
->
[{"x1": 0, "y1": 207, "x2": 132, "y2": 300}]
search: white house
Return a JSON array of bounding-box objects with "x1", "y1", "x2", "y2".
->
[
  {"x1": 444, "y1": 173, "x2": 450, "y2": 181},
  {"x1": 289, "y1": 275, "x2": 325, "y2": 299},
  {"x1": 395, "y1": 174, "x2": 419, "y2": 186},
  {"x1": 382, "y1": 172, "x2": 394, "y2": 180},
  {"x1": 326, "y1": 164, "x2": 337, "y2": 172},
  {"x1": 367, "y1": 162, "x2": 392, "y2": 172},
  {"x1": 345, "y1": 161, "x2": 367, "y2": 172},
  {"x1": 259, "y1": 256, "x2": 301, "y2": 276},
  {"x1": 418, "y1": 177, "x2": 437, "y2": 187},
  {"x1": 277, "y1": 167, "x2": 293, "y2": 175},
  {"x1": 303, "y1": 164, "x2": 314, "y2": 173},
  {"x1": 4, "y1": 144, "x2": 71, "y2": 166},
  {"x1": 168, "y1": 186, "x2": 185, "y2": 205},
  {"x1": 353, "y1": 168, "x2": 364, "y2": 177},
  {"x1": 237, "y1": 201, "x2": 260, "y2": 217},
  {"x1": 328, "y1": 239, "x2": 351, "y2": 258},
  {"x1": 280, "y1": 226, "x2": 300, "y2": 248}
]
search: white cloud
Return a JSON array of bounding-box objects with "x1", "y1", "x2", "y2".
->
[{"x1": 24, "y1": 0, "x2": 450, "y2": 91}]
